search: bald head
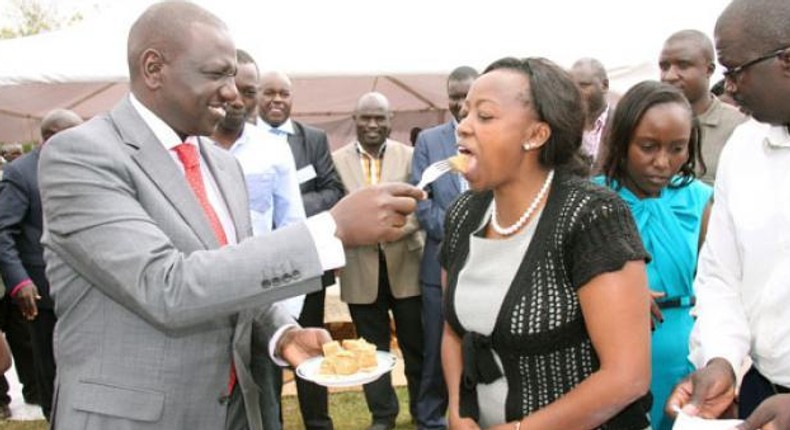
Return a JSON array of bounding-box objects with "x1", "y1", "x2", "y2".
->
[
  {"x1": 127, "y1": 2, "x2": 227, "y2": 82},
  {"x1": 717, "y1": 0, "x2": 790, "y2": 54},
  {"x1": 40, "y1": 109, "x2": 83, "y2": 143},
  {"x1": 571, "y1": 58, "x2": 608, "y2": 83},
  {"x1": 260, "y1": 71, "x2": 292, "y2": 88},
  {"x1": 355, "y1": 92, "x2": 391, "y2": 113},
  {"x1": 1, "y1": 142, "x2": 23, "y2": 163},
  {"x1": 354, "y1": 92, "x2": 392, "y2": 152},
  {"x1": 664, "y1": 29, "x2": 715, "y2": 63},
  {"x1": 570, "y1": 58, "x2": 609, "y2": 123}
]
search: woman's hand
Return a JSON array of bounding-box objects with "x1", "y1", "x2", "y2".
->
[
  {"x1": 449, "y1": 414, "x2": 482, "y2": 430},
  {"x1": 650, "y1": 290, "x2": 665, "y2": 330}
]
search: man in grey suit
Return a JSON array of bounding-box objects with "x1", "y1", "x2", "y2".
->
[
  {"x1": 258, "y1": 70, "x2": 345, "y2": 430},
  {"x1": 410, "y1": 65, "x2": 478, "y2": 430},
  {"x1": 38, "y1": 3, "x2": 422, "y2": 429}
]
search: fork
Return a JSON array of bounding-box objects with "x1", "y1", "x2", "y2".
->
[{"x1": 415, "y1": 159, "x2": 452, "y2": 189}]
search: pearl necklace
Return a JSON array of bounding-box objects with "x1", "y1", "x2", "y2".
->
[{"x1": 490, "y1": 169, "x2": 554, "y2": 236}]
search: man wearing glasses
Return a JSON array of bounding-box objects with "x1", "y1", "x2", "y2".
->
[{"x1": 665, "y1": 0, "x2": 790, "y2": 429}]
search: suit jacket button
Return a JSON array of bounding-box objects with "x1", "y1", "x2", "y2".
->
[
  {"x1": 292, "y1": 270, "x2": 301, "y2": 280},
  {"x1": 261, "y1": 279, "x2": 272, "y2": 289},
  {"x1": 282, "y1": 273, "x2": 292, "y2": 283},
  {"x1": 271, "y1": 277, "x2": 281, "y2": 287}
]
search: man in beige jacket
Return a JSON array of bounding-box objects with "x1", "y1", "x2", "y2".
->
[{"x1": 333, "y1": 92, "x2": 425, "y2": 430}]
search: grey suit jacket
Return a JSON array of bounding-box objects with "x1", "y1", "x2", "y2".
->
[
  {"x1": 39, "y1": 97, "x2": 322, "y2": 430},
  {"x1": 411, "y1": 121, "x2": 463, "y2": 286}
]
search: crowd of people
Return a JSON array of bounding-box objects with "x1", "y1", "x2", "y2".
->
[{"x1": 0, "y1": 0, "x2": 789, "y2": 429}]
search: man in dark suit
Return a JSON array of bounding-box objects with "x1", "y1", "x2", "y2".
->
[
  {"x1": 258, "y1": 70, "x2": 344, "y2": 430},
  {"x1": 411, "y1": 65, "x2": 478, "y2": 430},
  {"x1": 0, "y1": 109, "x2": 83, "y2": 421}
]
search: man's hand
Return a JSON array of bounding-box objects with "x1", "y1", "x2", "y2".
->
[
  {"x1": 737, "y1": 393, "x2": 790, "y2": 430},
  {"x1": 276, "y1": 327, "x2": 332, "y2": 368},
  {"x1": 666, "y1": 358, "x2": 737, "y2": 419},
  {"x1": 14, "y1": 283, "x2": 40, "y2": 320},
  {"x1": 330, "y1": 183, "x2": 425, "y2": 247}
]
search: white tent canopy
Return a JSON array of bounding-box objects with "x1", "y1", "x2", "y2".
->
[{"x1": 0, "y1": 0, "x2": 729, "y2": 147}]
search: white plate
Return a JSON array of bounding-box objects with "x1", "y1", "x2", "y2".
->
[{"x1": 296, "y1": 351, "x2": 397, "y2": 387}]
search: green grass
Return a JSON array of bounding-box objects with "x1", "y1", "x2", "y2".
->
[{"x1": 0, "y1": 387, "x2": 414, "y2": 430}]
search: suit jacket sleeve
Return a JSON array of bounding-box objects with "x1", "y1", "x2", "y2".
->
[
  {"x1": 39, "y1": 126, "x2": 324, "y2": 334},
  {"x1": 250, "y1": 301, "x2": 299, "y2": 354},
  {"x1": 0, "y1": 163, "x2": 32, "y2": 288},
  {"x1": 300, "y1": 127, "x2": 345, "y2": 216},
  {"x1": 412, "y1": 132, "x2": 446, "y2": 241}
]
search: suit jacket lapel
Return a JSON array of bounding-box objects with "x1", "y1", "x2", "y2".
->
[
  {"x1": 441, "y1": 123, "x2": 462, "y2": 193},
  {"x1": 110, "y1": 99, "x2": 218, "y2": 249},
  {"x1": 380, "y1": 141, "x2": 399, "y2": 182},
  {"x1": 339, "y1": 145, "x2": 366, "y2": 191},
  {"x1": 197, "y1": 137, "x2": 249, "y2": 242},
  {"x1": 287, "y1": 123, "x2": 305, "y2": 157}
]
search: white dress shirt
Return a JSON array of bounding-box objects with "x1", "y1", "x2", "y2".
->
[
  {"x1": 257, "y1": 117, "x2": 295, "y2": 138},
  {"x1": 690, "y1": 119, "x2": 790, "y2": 386},
  {"x1": 224, "y1": 123, "x2": 307, "y2": 317}
]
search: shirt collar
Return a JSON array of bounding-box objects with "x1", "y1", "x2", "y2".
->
[
  {"x1": 258, "y1": 118, "x2": 295, "y2": 136},
  {"x1": 698, "y1": 96, "x2": 724, "y2": 127},
  {"x1": 766, "y1": 124, "x2": 790, "y2": 148},
  {"x1": 129, "y1": 94, "x2": 197, "y2": 150},
  {"x1": 592, "y1": 105, "x2": 610, "y2": 131},
  {"x1": 355, "y1": 140, "x2": 388, "y2": 158}
]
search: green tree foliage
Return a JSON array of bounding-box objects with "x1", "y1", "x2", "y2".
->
[{"x1": 0, "y1": 0, "x2": 82, "y2": 39}]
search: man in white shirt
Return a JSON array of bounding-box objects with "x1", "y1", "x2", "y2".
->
[
  {"x1": 666, "y1": 0, "x2": 790, "y2": 428},
  {"x1": 257, "y1": 70, "x2": 345, "y2": 430},
  {"x1": 212, "y1": 49, "x2": 305, "y2": 430}
]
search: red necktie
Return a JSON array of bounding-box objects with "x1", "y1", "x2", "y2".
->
[{"x1": 172, "y1": 143, "x2": 237, "y2": 394}]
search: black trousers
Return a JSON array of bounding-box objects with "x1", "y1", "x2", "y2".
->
[
  {"x1": 417, "y1": 283, "x2": 448, "y2": 429},
  {"x1": 294, "y1": 273, "x2": 334, "y2": 430},
  {"x1": 0, "y1": 295, "x2": 38, "y2": 406},
  {"x1": 347, "y1": 252, "x2": 423, "y2": 424},
  {"x1": 738, "y1": 366, "x2": 790, "y2": 419},
  {"x1": 28, "y1": 308, "x2": 56, "y2": 420}
]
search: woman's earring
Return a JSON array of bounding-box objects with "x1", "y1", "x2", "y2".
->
[{"x1": 522, "y1": 142, "x2": 535, "y2": 151}]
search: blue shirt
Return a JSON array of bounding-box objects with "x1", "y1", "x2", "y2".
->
[{"x1": 222, "y1": 123, "x2": 306, "y2": 316}]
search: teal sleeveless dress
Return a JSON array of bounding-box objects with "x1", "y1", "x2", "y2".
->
[{"x1": 593, "y1": 176, "x2": 712, "y2": 430}]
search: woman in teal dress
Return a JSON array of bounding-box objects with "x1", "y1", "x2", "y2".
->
[{"x1": 594, "y1": 81, "x2": 712, "y2": 430}]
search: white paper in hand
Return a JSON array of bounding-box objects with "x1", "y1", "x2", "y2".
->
[{"x1": 672, "y1": 408, "x2": 743, "y2": 430}]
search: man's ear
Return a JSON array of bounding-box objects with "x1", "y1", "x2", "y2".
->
[{"x1": 141, "y1": 48, "x2": 165, "y2": 89}]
